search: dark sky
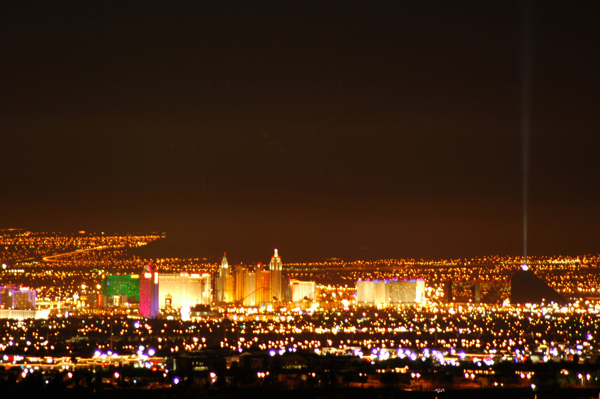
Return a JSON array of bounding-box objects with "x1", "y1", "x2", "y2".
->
[{"x1": 2, "y1": 1, "x2": 599, "y2": 262}]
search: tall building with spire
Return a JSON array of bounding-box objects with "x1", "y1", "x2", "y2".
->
[
  {"x1": 269, "y1": 249, "x2": 283, "y2": 301},
  {"x1": 216, "y1": 253, "x2": 229, "y2": 303}
]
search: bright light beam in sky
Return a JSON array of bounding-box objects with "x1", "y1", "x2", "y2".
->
[{"x1": 521, "y1": 0, "x2": 532, "y2": 266}]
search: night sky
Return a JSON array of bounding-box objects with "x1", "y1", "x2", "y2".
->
[{"x1": 2, "y1": 1, "x2": 599, "y2": 262}]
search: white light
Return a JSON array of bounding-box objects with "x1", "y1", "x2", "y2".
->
[
  {"x1": 173, "y1": 377, "x2": 180, "y2": 384},
  {"x1": 180, "y1": 306, "x2": 191, "y2": 321}
]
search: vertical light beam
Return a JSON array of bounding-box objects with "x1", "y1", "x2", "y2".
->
[{"x1": 521, "y1": 0, "x2": 532, "y2": 266}]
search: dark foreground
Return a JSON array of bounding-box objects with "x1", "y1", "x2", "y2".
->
[{"x1": 2, "y1": 387, "x2": 600, "y2": 399}]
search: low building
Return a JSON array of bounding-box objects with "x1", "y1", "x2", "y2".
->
[{"x1": 356, "y1": 279, "x2": 424, "y2": 307}]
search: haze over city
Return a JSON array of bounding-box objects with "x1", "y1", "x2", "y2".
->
[{"x1": 3, "y1": 1, "x2": 600, "y2": 262}]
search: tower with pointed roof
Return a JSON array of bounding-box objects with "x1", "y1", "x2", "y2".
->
[
  {"x1": 216, "y1": 252, "x2": 230, "y2": 303},
  {"x1": 269, "y1": 249, "x2": 283, "y2": 302}
]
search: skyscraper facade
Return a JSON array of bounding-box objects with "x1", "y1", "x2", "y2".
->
[
  {"x1": 269, "y1": 249, "x2": 283, "y2": 301},
  {"x1": 213, "y1": 253, "x2": 281, "y2": 307},
  {"x1": 242, "y1": 270, "x2": 256, "y2": 307},
  {"x1": 0, "y1": 285, "x2": 17, "y2": 309},
  {"x1": 225, "y1": 273, "x2": 235, "y2": 304},
  {"x1": 356, "y1": 278, "x2": 425, "y2": 307},
  {"x1": 12, "y1": 288, "x2": 37, "y2": 310},
  {"x1": 101, "y1": 274, "x2": 140, "y2": 302},
  {"x1": 140, "y1": 264, "x2": 159, "y2": 318},
  {"x1": 290, "y1": 280, "x2": 316, "y2": 303},
  {"x1": 216, "y1": 253, "x2": 229, "y2": 303},
  {"x1": 255, "y1": 265, "x2": 271, "y2": 305},
  {"x1": 233, "y1": 265, "x2": 245, "y2": 304},
  {"x1": 158, "y1": 272, "x2": 212, "y2": 309},
  {"x1": 0, "y1": 286, "x2": 37, "y2": 310}
]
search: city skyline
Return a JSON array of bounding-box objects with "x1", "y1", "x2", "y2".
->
[{"x1": 0, "y1": 230, "x2": 599, "y2": 395}]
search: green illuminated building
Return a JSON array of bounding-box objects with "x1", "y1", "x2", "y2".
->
[{"x1": 101, "y1": 274, "x2": 140, "y2": 302}]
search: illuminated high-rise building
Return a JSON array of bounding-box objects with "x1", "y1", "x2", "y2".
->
[
  {"x1": 231, "y1": 266, "x2": 257, "y2": 306},
  {"x1": 388, "y1": 279, "x2": 425, "y2": 304},
  {"x1": 12, "y1": 288, "x2": 37, "y2": 310},
  {"x1": 290, "y1": 280, "x2": 316, "y2": 303},
  {"x1": 282, "y1": 276, "x2": 292, "y2": 302},
  {"x1": 225, "y1": 273, "x2": 235, "y2": 304},
  {"x1": 101, "y1": 274, "x2": 140, "y2": 302},
  {"x1": 356, "y1": 280, "x2": 376, "y2": 305},
  {"x1": 200, "y1": 273, "x2": 212, "y2": 305},
  {"x1": 231, "y1": 265, "x2": 243, "y2": 303},
  {"x1": 140, "y1": 264, "x2": 159, "y2": 318},
  {"x1": 158, "y1": 272, "x2": 212, "y2": 309},
  {"x1": 269, "y1": 249, "x2": 283, "y2": 301},
  {"x1": 216, "y1": 253, "x2": 229, "y2": 303},
  {"x1": 356, "y1": 278, "x2": 425, "y2": 307},
  {"x1": 374, "y1": 280, "x2": 388, "y2": 305},
  {"x1": 242, "y1": 269, "x2": 257, "y2": 307},
  {"x1": 254, "y1": 264, "x2": 271, "y2": 305},
  {"x1": 0, "y1": 285, "x2": 37, "y2": 310},
  {"x1": 0, "y1": 285, "x2": 17, "y2": 309}
]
